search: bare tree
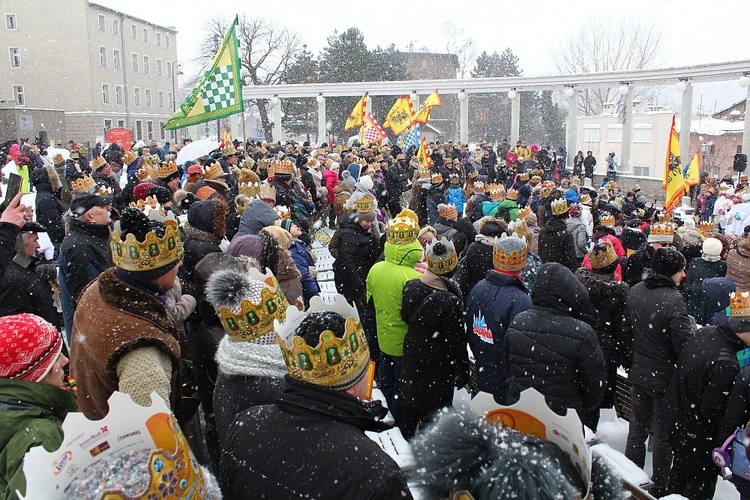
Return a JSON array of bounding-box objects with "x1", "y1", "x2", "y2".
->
[
  {"x1": 553, "y1": 16, "x2": 666, "y2": 116},
  {"x1": 442, "y1": 22, "x2": 476, "y2": 79},
  {"x1": 198, "y1": 15, "x2": 302, "y2": 139}
]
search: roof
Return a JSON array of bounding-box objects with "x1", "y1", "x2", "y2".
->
[
  {"x1": 678, "y1": 115, "x2": 745, "y2": 136},
  {"x1": 89, "y1": 2, "x2": 178, "y2": 33}
]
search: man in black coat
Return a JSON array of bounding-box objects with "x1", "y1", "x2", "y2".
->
[
  {"x1": 433, "y1": 204, "x2": 475, "y2": 257},
  {"x1": 621, "y1": 220, "x2": 673, "y2": 286},
  {"x1": 30, "y1": 164, "x2": 67, "y2": 251},
  {"x1": 583, "y1": 151, "x2": 597, "y2": 179},
  {"x1": 624, "y1": 247, "x2": 694, "y2": 496},
  {"x1": 538, "y1": 198, "x2": 578, "y2": 271},
  {"x1": 220, "y1": 299, "x2": 412, "y2": 500}
]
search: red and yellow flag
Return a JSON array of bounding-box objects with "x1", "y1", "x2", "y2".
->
[
  {"x1": 416, "y1": 137, "x2": 433, "y2": 168},
  {"x1": 411, "y1": 90, "x2": 441, "y2": 126},
  {"x1": 345, "y1": 93, "x2": 368, "y2": 131},
  {"x1": 663, "y1": 115, "x2": 685, "y2": 213},
  {"x1": 383, "y1": 96, "x2": 414, "y2": 136},
  {"x1": 422, "y1": 90, "x2": 442, "y2": 108},
  {"x1": 358, "y1": 113, "x2": 387, "y2": 146}
]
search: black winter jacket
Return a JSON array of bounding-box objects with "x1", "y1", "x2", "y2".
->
[
  {"x1": 455, "y1": 236, "x2": 494, "y2": 297},
  {"x1": 0, "y1": 223, "x2": 21, "y2": 281},
  {"x1": 719, "y1": 364, "x2": 750, "y2": 439},
  {"x1": 32, "y1": 181, "x2": 67, "y2": 247},
  {"x1": 504, "y1": 263, "x2": 606, "y2": 417},
  {"x1": 0, "y1": 254, "x2": 59, "y2": 326},
  {"x1": 621, "y1": 241, "x2": 655, "y2": 287},
  {"x1": 219, "y1": 376, "x2": 412, "y2": 500},
  {"x1": 538, "y1": 217, "x2": 578, "y2": 271},
  {"x1": 332, "y1": 213, "x2": 382, "y2": 303}
]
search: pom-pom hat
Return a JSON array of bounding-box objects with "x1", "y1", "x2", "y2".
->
[
  {"x1": 0, "y1": 314, "x2": 63, "y2": 382},
  {"x1": 426, "y1": 238, "x2": 458, "y2": 275}
]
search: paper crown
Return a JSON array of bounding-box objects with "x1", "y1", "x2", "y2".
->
[
  {"x1": 487, "y1": 183, "x2": 505, "y2": 200},
  {"x1": 129, "y1": 196, "x2": 159, "y2": 211},
  {"x1": 438, "y1": 204, "x2": 458, "y2": 219},
  {"x1": 430, "y1": 173, "x2": 443, "y2": 185},
  {"x1": 273, "y1": 159, "x2": 294, "y2": 176},
  {"x1": 135, "y1": 164, "x2": 153, "y2": 181},
  {"x1": 275, "y1": 205, "x2": 291, "y2": 220},
  {"x1": 426, "y1": 238, "x2": 458, "y2": 275},
  {"x1": 210, "y1": 268, "x2": 289, "y2": 342},
  {"x1": 386, "y1": 209, "x2": 420, "y2": 245},
  {"x1": 221, "y1": 142, "x2": 237, "y2": 156},
  {"x1": 241, "y1": 157, "x2": 255, "y2": 170},
  {"x1": 600, "y1": 213, "x2": 615, "y2": 227},
  {"x1": 110, "y1": 216, "x2": 183, "y2": 273},
  {"x1": 142, "y1": 154, "x2": 160, "y2": 169},
  {"x1": 551, "y1": 198, "x2": 568, "y2": 216},
  {"x1": 258, "y1": 158, "x2": 272, "y2": 171},
  {"x1": 275, "y1": 294, "x2": 370, "y2": 390},
  {"x1": 238, "y1": 181, "x2": 260, "y2": 199},
  {"x1": 418, "y1": 168, "x2": 431, "y2": 180},
  {"x1": 202, "y1": 162, "x2": 224, "y2": 181},
  {"x1": 449, "y1": 173, "x2": 460, "y2": 185},
  {"x1": 473, "y1": 181, "x2": 485, "y2": 193},
  {"x1": 506, "y1": 188, "x2": 519, "y2": 201},
  {"x1": 91, "y1": 156, "x2": 107, "y2": 170},
  {"x1": 516, "y1": 206, "x2": 532, "y2": 220},
  {"x1": 530, "y1": 175, "x2": 542, "y2": 185},
  {"x1": 154, "y1": 160, "x2": 178, "y2": 180},
  {"x1": 259, "y1": 183, "x2": 276, "y2": 201},
  {"x1": 355, "y1": 196, "x2": 376, "y2": 214},
  {"x1": 518, "y1": 172, "x2": 530, "y2": 181},
  {"x1": 730, "y1": 291, "x2": 750, "y2": 318},
  {"x1": 590, "y1": 240, "x2": 618, "y2": 270},
  {"x1": 657, "y1": 213, "x2": 674, "y2": 225},
  {"x1": 493, "y1": 233, "x2": 528, "y2": 272},
  {"x1": 69, "y1": 173, "x2": 97, "y2": 194},
  {"x1": 94, "y1": 184, "x2": 113, "y2": 198},
  {"x1": 53, "y1": 153, "x2": 65, "y2": 165},
  {"x1": 508, "y1": 219, "x2": 527, "y2": 240},
  {"x1": 699, "y1": 221, "x2": 713, "y2": 237},
  {"x1": 649, "y1": 222, "x2": 675, "y2": 238}
]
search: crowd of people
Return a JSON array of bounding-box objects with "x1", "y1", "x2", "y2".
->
[{"x1": 1, "y1": 135, "x2": 750, "y2": 498}]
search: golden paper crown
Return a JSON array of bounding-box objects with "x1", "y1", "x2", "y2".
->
[
  {"x1": 110, "y1": 219, "x2": 183, "y2": 273},
  {"x1": 730, "y1": 291, "x2": 750, "y2": 318},
  {"x1": 258, "y1": 158, "x2": 272, "y2": 170},
  {"x1": 430, "y1": 173, "x2": 443, "y2": 185},
  {"x1": 473, "y1": 181, "x2": 485, "y2": 193},
  {"x1": 122, "y1": 150, "x2": 137, "y2": 165},
  {"x1": 418, "y1": 168, "x2": 431, "y2": 180},
  {"x1": 517, "y1": 207, "x2": 532, "y2": 220},
  {"x1": 129, "y1": 196, "x2": 159, "y2": 211},
  {"x1": 142, "y1": 154, "x2": 160, "y2": 168},
  {"x1": 53, "y1": 153, "x2": 65, "y2": 165},
  {"x1": 649, "y1": 222, "x2": 675, "y2": 238},
  {"x1": 699, "y1": 221, "x2": 713, "y2": 237},
  {"x1": 426, "y1": 238, "x2": 458, "y2": 275},
  {"x1": 590, "y1": 240, "x2": 618, "y2": 270},
  {"x1": 518, "y1": 172, "x2": 530, "y2": 181},
  {"x1": 355, "y1": 196, "x2": 376, "y2": 214},
  {"x1": 493, "y1": 233, "x2": 528, "y2": 272},
  {"x1": 530, "y1": 175, "x2": 542, "y2": 185},
  {"x1": 135, "y1": 165, "x2": 153, "y2": 182},
  {"x1": 69, "y1": 173, "x2": 96, "y2": 194},
  {"x1": 509, "y1": 219, "x2": 527, "y2": 239},
  {"x1": 274, "y1": 159, "x2": 294, "y2": 176},
  {"x1": 276, "y1": 295, "x2": 370, "y2": 390},
  {"x1": 155, "y1": 160, "x2": 178, "y2": 180},
  {"x1": 241, "y1": 157, "x2": 255, "y2": 170},
  {"x1": 215, "y1": 270, "x2": 289, "y2": 342},
  {"x1": 95, "y1": 184, "x2": 114, "y2": 198},
  {"x1": 275, "y1": 205, "x2": 291, "y2": 220},
  {"x1": 260, "y1": 183, "x2": 276, "y2": 200},
  {"x1": 439, "y1": 204, "x2": 458, "y2": 219},
  {"x1": 506, "y1": 188, "x2": 519, "y2": 201},
  {"x1": 221, "y1": 142, "x2": 237, "y2": 156},
  {"x1": 386, "y1": 209, "x2": 420, "y2": 245},
  {"x1": 658, "y1": 213, "x2": 673, "y2": 224},
  {"x1": 91, "y1": 156, "x2": 107, "y2": 170},
  {"x1": 487, "y1": 183, "x2": 505, "y2": 200},
  {"x1": 202, "y1": 162, "x2": 224, "y2": 181},
  {"x1": 600, "y1": 213, "x2": 615, "y2": 227},
  {"x1": 551, "y1": 198, "x2": 568, "y2": 216},
  {"x1": 238, "y1": 181, "x2": 260, "y2": 199}
]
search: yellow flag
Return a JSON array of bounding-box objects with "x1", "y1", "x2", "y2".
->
[
  {"x1": 345, "y1": 93, "x2": 368, "y2": 131},
  {"x1": 663, "y1": 115, "x2": 685, "y2": 213},
  {"x1": 684, "y1": 151, "x2": 701, "y2": 188},
  {"x1": 411, "y1": 106, "x2": 431, "y2": 125},
  {"x1": 383, "y1": 96, "x2": 414, "y2": 136},
  {"x1": 423, "y1": 90, "x2": 442, "y2": 108},
  {"x1": 417, "y1": 137, "x2": 433, "y2": 167}
]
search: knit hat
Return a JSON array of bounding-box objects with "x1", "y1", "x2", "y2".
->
[
  {"x1": 0, "y1": 314, "x2": 63, "y2": 382},
  {"x1": 702, "y1": 237, "x2": 723, "y2": 258},
  {"x1": 187, "y1": 198, "x2": 227, "y2": 239},
  {"x1": 590, "y1": 240, "x2": 618, "y2": 270},
  {"x1": 262, "y1": 225, "x2": 292, "y2": 250},
  {"x1": 493, "y1": 233, "x2": 528, "y2": 273},
  {"x1": 69, "y1": 192, "x2": 112, "y2": 217},
  {"x1": 227, "y1": 234, "x2": 264, "y2": 261},
  {"x1": 275, "y1": 219, "x2": 293, "y2": 232},
  {"x1": 147, "y1": 185, "x2": 173, "y2": 205},
  {"x1": 425, "y1": 238, "x2": 458, "y2": 275},
  {"x1": 651, "y1": 247, "x2": 686, "y2": 278},
  {"x1": 132, "y1": 182, "x2": 155, "y2": 202}
]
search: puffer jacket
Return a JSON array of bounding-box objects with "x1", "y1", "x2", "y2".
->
[
  {"x1": 538, "y1": 217, "x2": 578, "y2": 271},
  {"x1": 332, "y1": 213, "x2": 382, "y2": 304},
  {"x1": 504, "y1": 263, "x2": 606, "y2": 417}
]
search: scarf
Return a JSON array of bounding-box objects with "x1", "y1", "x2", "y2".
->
[{"x1": 215, "y1": 336, "x2": 287, "y2": 378}]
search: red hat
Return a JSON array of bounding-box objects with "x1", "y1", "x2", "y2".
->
[
  {"x1": 0, "y1": 314, "x2": 63, "y2": 382},
  {"x1": 133, "y1": 182, "x2": 155, "y2": 202}
]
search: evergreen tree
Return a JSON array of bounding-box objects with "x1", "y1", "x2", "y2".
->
[{"x1": 281, "y1": 46, "x2": 319, "y2": 140}]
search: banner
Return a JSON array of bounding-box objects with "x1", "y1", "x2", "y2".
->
[
  {"x1": 345, "y1": 93, "x2": 368, "y2": 131},
  {"x1": 411, "y1": 90, "x2": 441, "y2": 125},
  {"x1": 416, "y1": 136, "x2": 433, "y2": 167},
  {"x1": 358, "y1": 113, "x2": 387, "y2": 146},
  {"x1": 684, "y1": 151, "x2": 701, "y2": 188},
  {"x1": 383, "y1": 96, "x2": 414, "y2": 136},
  {"x1": 398, "y1": 124, "x2": 421, "y2": 152},
  {"x1": 164, "y1": 16, "x2": 244, "y2": 130},
  {"x1": 663, "y1": 115, "x2": 685, "y2": 213}
]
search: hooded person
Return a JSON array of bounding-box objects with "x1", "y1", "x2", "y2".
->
[
  {"x1": 565, "y1": 203, "x2": 589, "y2": 265},
  {"x1": 29, "y1": 163, "x2": 66, "y2": 249},
  {"x1": 182, "y1": 197, "x2": 227, "y2": 282},
  {"x1": 538, "y1": 197, "x2": 578, "y2": 272},
  {"x1": 70, "y1": 207, "x2": 184, "y2": 421},
  {"x1": 236, "y1": 197, "x2": 279, "y2": 237},
  {"x1": 702, "y1": 277, "x2": 737, "y2": 326},
  {"x1": 399, "y1": 238, "x2": 469, "y2": 439},
  {"x1": 684, "y1": 237, "x2": 728, "y2": 325},
  {"x1": 219, "y1": 295, "x2": 412, "y2": 499}
]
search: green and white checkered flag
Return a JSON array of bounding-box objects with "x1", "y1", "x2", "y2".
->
[{"x1": 164, "y1": 16, "x2": 244, "y2": 130}]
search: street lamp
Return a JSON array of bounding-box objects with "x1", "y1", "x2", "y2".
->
[
  {"x1": 507, "y1": 89, "x2": 517, "y2": 100},
  {"x1": 564, "y1": 86, "x2": 575, "y2": 98}
]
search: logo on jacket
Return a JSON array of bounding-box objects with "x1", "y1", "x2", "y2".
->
[{"x1": 473, "y1": 312, "x2": 493, "y2": 344}]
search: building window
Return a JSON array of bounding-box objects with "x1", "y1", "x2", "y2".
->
[
  {"x1": 142, "y1": 27, "x2": 148, "y2": 43},
  {"x1": 104, "y1": 119, "x2": 112, "y2": 130},
  {"x1": 134, "y1": 87, "x2": 140, "y2": 106},
  {"x1": 13, "y1": 84, "x2": 24, "y2": 105},
  {"x1": 147, "y1": 121, "x2": 154, "y2": 140},
  {"x1": 98, "y1": 14, "x2": 105, "y2": 32},
  {"x1": 9, "y1": 47, "x2": 21, "y2": 68},
  {"x1": 5, "y1": 14, "x2": 17, "y2": 30},
  {"x1": 102, "y1": 84, "x2": 110, "y2": 104},
  {"x1": 165, "y1": 34, "x2": 170, "y2": 49},
  {"x1": 112, "y1": 19, "x2": 119, "y2": 35},
  {"x1": 633, "y1": 124, "x2": 653, "y2": 143},
  {"x1": 131, "y1": 24, "x2": 136, "y2": 40},
  {"x1": 115, "y1": 85, "x2": 122, "y2": 105},
  {"x1": 117, "y1": 119, "x2": 125, "y2": 128},
  {"x1": 582, "y1": 125, "x2": 601, "y2": 143},
  {"x1": 156, "y1": 59, "x2": 162, "y2": 77},
  {"x1": 157, "y1": 91, "x2": 164, "y2": 108},
  {"x1": 131, "y1": 53, "x2": 138, "y2": 73},
  {"x1": 166, "y1": 61, "x2": 172, "y2": 78},
  {"x1": 143, "y1": 55, "x2": 150, "y2": 75},
  {"x1": 145, "y1": 89, "x2": 151, "y2": 107},
  {"x1": 159, "y1": 121, "x2": 166, "y2": 140},
  {"x1": 156, "y1": 33, "x2": 161, "y2": 47},
  {"x1": 168, "y1": 92, "x2": 173, "y2": 110},
  {"x1": 99, "y1": 46, "x2": 107, "y2": 68},
  {"x1": 113, "y1": 49, "x2": 120, "y2": 70},
  {"x1": 633, "y1": 166, "x2": 650, "y2": 177},
  {"x1": 607, "y1": 124, "x2": 623, "y2": 143},
  {"x1": 135, "y1": 120, "x2": 143, "y2": 140}
]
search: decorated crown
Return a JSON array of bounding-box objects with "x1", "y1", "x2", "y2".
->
[
  {"x1": 94, "y1": 184, "x2": 113, "y2": 198},
  {"x1": 110, "y1": 215, "x2": 183, "y2": 273},
  {"x1": 202, "y1": 162, "x2": 224, "y2": 181},
  {"x1": 649, "y1": 222, "x2": 675, "y2": 238},
  {"x1": 386, "y1": 209, "x2": 420, "y2": 245},
  {"x1": 241, "y1": 157, "x2": 255, "y2": 170},
  {"x1": 355, "y1": 196, "x2": 376, "y2": 214},
  {"x1": 426, "y1": 238, "x2": 458, "y2": 275},
  {"x1": 657, "y1": 213, "x2": 673, "y2": 225},
  {"x1": 91, "y1": 156, "x2": 107, "y2": 170},
  {"x1": 439, "y1": 204, "x2": 458, "y2": 219},
  {"x1": 69, "y1": 173, "x2": 96, "y2": 194},
  {"x1": 600, "y1": 213, "x2": 616, "y2": 227},
  {"x1": 238, "y1": 181, "x2": 260, "y2": 199},
  {"x1": 275, "y1": 294, "x2": 370, "y2": 390},
  {"x1": 430, "y1": 173, "x2": 443, "y2": 185},
  {"x1": 518, "y1": 172, "x2": 530, "y2": 181},
  {"x1": 517, "y1": 206, "x2": 532, "y2": 220},
  {"x1": 473, "y1": 181, "x2": 485, "y2": 193},
  {"x1": 449, "y1": 173, "x2": 460, "y2": 185},
  {"x1": 699, "y1": 221, "x2": 713, "y2": 237},
  {"x1": 506, "y1": 188, "x2": 519, "y2": 201},
  {"x1": 274, "y1": 159, "x2": 294, "y2": 176},
  {"x1": 530, "y1": 175, "x2": 542, "y2": 185},
  {"x1": 129, "y1": 196, "x2": 159, "y2": 211},
  {"x1": 508, "y1": 219, "x2": 527, "y2": 240},
  {"x1": 258, "y1": 158, "x2": 272, "y2": 171},
  {"x1": 135, "y1": 165, "x2": 153, "y2": 182},
  {"x1": 730, "y1": 291, "x2": 750, "y2": 318},
  {"x1": 53, "y1": 153, "x2": 65, "y2": 165},
  {"x1": 259, "y1": 183, "x2": 276, "y2": 201},
  {"x1": 590, "y1": 240, "x2": 618, "y2": 270},
  {"x1": 221, "y1": 142, "x2": 237, "y2": 156},
  {"x1": 487, "y1": 183, "x2": 505, "y2": 200},
  {"x1": 418, "y1": 168, "x2": 431, "y2": 180},
  {"x1": 275, "y1": 205, "x2": 291, "y2": 220},
  {"x1": 493, "y1": 233, "x2": 528, "y2": 272},
  {"x1": 121, "y1": 150, "x2": 137, "y2": 165},
  {"x1": 551, "y1": 198, "x2": 568, "y2": 216},
  {"x1": 155, "y1": 160, "x2": 178, "y2": 180},
  {"x1": 142, "y1": 154, "x2": 160, "y2": 169}
]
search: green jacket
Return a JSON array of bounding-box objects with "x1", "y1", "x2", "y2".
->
[
  {"x1": 0, "y1": 379, "x2": 77, "y2": 499},
  {"x1": 366, "y1": 240, "x2": 423, "y2": 357}
]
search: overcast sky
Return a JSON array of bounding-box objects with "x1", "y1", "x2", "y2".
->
[{"x1": 96, "y1": 0, "x2": 750, "y2": 109}]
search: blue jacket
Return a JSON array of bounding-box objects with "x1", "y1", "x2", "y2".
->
[
  {"x1": 445, "y1": 187, "x2": 466, "y2": 215},
  {"x1": 465, "y1": 270, "x2": 531, "y2": 402},
  {"x1": 289, "y1": 240, "x2": 320, "y2": 306}
]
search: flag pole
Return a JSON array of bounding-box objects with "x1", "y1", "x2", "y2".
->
[{"x1": 241, "y1": 109, "x2": 247, "y2": 145}]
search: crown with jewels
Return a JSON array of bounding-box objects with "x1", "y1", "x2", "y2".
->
[
  {"x1": 430, "y1": 173, "x2": 443, "y2": 185},
  {"x1": 551, "y1": 198, "x2": 568, "y2": 216},
  {"x1": 699, "y1": 221, "x2": 713, "y2": 237},
  {"x1": 730, "y1": 291, "x2": 750, "y2": 318},
  {"x1": 135, "y1": 164, "x2": 153, "y2": 182},
  {"x1": 487, "y1": 183, "x2": 505, "y2": 200},
  {"x1": 258, "y1": 158, "x2": 272, "y2": 171},
  {"x1": 129, "y1": 196, "x2": 159, "y2": 211},
  {"x1": 241, "y1": 157, "x2": 255, "y2": 170},
  {"x1": 69, "y1": 173, "x2": 97, "y2": 194},
  {"x1": 386, "y1": 209, "x2": 420, "y2": 245},
  {"x1": 473, "y1": 181, "x2": 485, "y2": 194},
  {"x1": 122, "y1": 150, "x2": 137, "y2": 165},
  {"x1": 508, "y1": 219, "x2": 527, "y2": 239},
  {"x1": 449, "y1": 173, "x2": 460, "y2": 185},
  {"x1": 657, "y1": 213, "x2": 674, "y2": 224},
  {"x1": 275, "y1": 205, "x2": 291, "y2": 220},
  {"x1": 590, "y1": 239, "x2": 618, "y2": 270},
  {"x1": 273, "y1": 159, "x2": 295, "y2": 176},
  {"x1": 493, "y1": 232, "x2": 528, "y2": 272},
  {"x1": 94, "y1": 184, "x2": 113, "y2": 198},
  {"x1": 418, "y1": 168, "x2": 431, "y2": 180},
  {"x1": 91, "y1": 155, "x2": 107, "y2": 170},
  {"x1": 439, "y1": 204, "x2": 458, "y2": 219},
  {"x1": 518, "y1": 172, "x2": 530, "y2": 181},
  {"x1": 506, "y1": 188, "x2": 519, "y2": 201},
  {"x1": 355, "y1": 196, "x2": 376, "y2": 214},
  {"x1": 275, "y1": 294, "x2": 370, "y2": 390},
  {"x1": 600, "y1": 213, "x2": 616, "y2": 227},
  {"x1": 110, "y1": 212, "x2": 183, "y2": 273},
  {"x1": 221, "y1": 141, "x2": 237, "y2": 156},
  {"x1": 530, "y1": 175, "x2": 542, "y2": 185},
  {"x1": 426, "y1": 238, "x2": 458, "y2": 275},
  {"x1": 142, "y1": 154, "x2": 160, "y2": 169},
  {"x1": 238, "y1": 181, "x2": 260, "y2": 199},
  {"x1": 649, "y1": 222, "x2": 675, "y2": 238},
  {"x1": 202, "y1": 161, "x2": 224, "y2": 181},
  {"x1": 517, "y1": 206, "x2": 532, "y2": 220},
  {"x1": 259, "y1": 183, "x2": 276, "y2": 201},
  {"x1": 155, "y1": 160, "x2": 178, "y2": 180}
]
